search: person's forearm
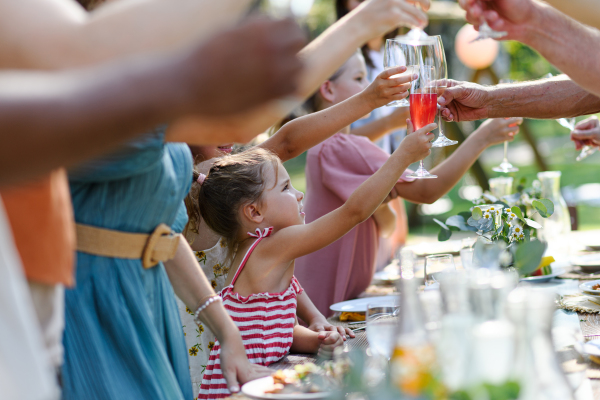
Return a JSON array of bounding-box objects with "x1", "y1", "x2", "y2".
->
[
  {"x1": 516, "y1": 2, "x2": 600, "y2": 99},
  {"x1": 0, "y1": 0, "x2": 251, "y2": 69},
  {"x1": 295, "y1": 292, "x2": 325, "y2": 325},
  {"x1": 486, "y1": 76, "x2": 600, "y2": 119},
  {"x1": 396, "y1": 133, "x2": 488, "y2": 204},
  {"x1": 352, "y1": 115, "x2": 396, "y2": 142},
  {"x1": 290, "y1": 325, "x2": 320, "y2": 354},
  {"x1": 543, "y1": 0, "x2": 600, "y2": 32},
  {"x1": 261, "y1": 92, "x2": 374, "y2": 161},
  {"x1": 373, "y1": 204, "x2": 396, "y2": 238}
]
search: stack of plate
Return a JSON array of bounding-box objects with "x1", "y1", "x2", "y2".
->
[{"x1": 579, "y1": 280, "x2": 600, "y2": 302}]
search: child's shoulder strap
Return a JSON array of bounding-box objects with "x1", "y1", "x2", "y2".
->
[{"x1": 230, "y1": 227, "x2": 273, "y2": 285}]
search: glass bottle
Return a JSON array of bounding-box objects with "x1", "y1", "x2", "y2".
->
[
  {"x1": 391, "y1": 272, "x2": 442, "y2": 399},
  {"x1": 506, "y1": 288, "x2": 574, "y2": 400},
  {"x1": 537, "y1": 171, "x2": 571, "y2": 238}
]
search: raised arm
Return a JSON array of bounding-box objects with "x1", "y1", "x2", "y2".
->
[
  {"x1": 351, "y1": 107, "x2": 410, "y2": 142},
  {"x1": 395, "y1": 117, "x2": 523, "y2": 204},
  {"x1": 260, "y1": 66, "x2": 412, "y2": 161},
  {"x1": 439, "y1": 76, "x2": 600, "y2": 122},
  {"x1": 263, "y1": 121, "x2": 435, "y2": 262},
  {"x1": 167, "y1": 0, "x2": 431, "y2": 144},
  {"x1": 459, "y1": 0, "x2": 600, "y2": 98},
  {"x1": 0, "y1": 0, "x2": 252, "y2": 69}
]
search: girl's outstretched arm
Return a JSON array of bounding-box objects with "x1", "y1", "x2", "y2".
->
[
  {"x1": 260, "y1": 66, "x2": 413, "y2": 161},
  {"x1": 351, "y1": 106, "x2": 410, "y2": 142},
  {"x1": 261, "y1": 121, "x2": 435, "y2": 263},
  {"x1": 394, "y1": 117, "x2": 523, "y2": 204}
]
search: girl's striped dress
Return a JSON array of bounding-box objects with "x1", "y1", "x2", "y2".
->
[{"x1": 198, "y1": 227, "x2": 303, "y2": 400}]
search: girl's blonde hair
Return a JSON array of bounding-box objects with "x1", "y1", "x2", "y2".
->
[{"x1": 196, "y1": 147, "x2": 280, "y2": 249}]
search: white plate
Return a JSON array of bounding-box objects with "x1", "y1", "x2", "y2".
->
[
  {"x1": 579, "y1": 280, "x2": 600, "y2": 295},
  {"x1": 372, "y1": 269, "x2": 400, "y2": 284},
  {"x1": 572, "y1": 253, "x2": 600, "y2": 273},
  {"x1": 520, "y1": 267, "x2": 565, "y2": 283},
  {"x1": 329, "y1": 296, "x2": 398, "y2": 313},
  {"x1": 241, "y1": 376, "x2": 331, "y2": 400}
]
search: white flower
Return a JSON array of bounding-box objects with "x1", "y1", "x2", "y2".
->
[
  {"x1": 483, "y1": 212, "x2": 491, "y2": 219},
  {"x1": 518, "y1": 232, "x2": 525, "y2": 240}
]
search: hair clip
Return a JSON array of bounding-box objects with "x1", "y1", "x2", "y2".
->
[{"x1": 197, "y1": 173, "x2": 207, "y2": 185}]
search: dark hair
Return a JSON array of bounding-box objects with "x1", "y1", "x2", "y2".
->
[
  {"x1": 76, "y1": 0, "x2": 104, "y2": 10},
  {"x1": 197, "y1": 148, "x2": 280, "y2": 249},
  {"x1": 335, "y1": 0, "x2": 399, "y2": 69}
]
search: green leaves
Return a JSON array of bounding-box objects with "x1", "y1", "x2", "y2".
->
[
  {"x1": 532, "y1": 198, "x2": 554, "y2": 218},
  {"x1": 510, "y1": 206, "x2": 524, "y2": 222},
  {"x1": 472, "y1": 207, "x2": 483, "y2": 221},
  {"x1": 514, "y1": 240, "x2": 547, "y2": 275},
  {"x1": 434, "y1": 218, "x2": 452, "y2": 242},
  {"x1": 446, "y1": 215, "x2": 477, "y2": 232},
  {"x1": 524, "y1": 218, "x2": 542, "y2": 229}
]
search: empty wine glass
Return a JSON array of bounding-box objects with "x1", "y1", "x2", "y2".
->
[
  {"x1": 492, "y1": 79, "x2": 518, "y2": 173},
  {"x1": 384, "y1": 39, "x2": 416, "y2": 107},
  {"x1": 470, "y1": 1, "x2": 507, "y2": 42},
  {"x1": 407, "y1": 64, "x2": 438, "y2": 179},
  {"x1": 431, "y1": 35, "x2": 457, "y2": 147},
  {"x1": 558, "y1": 117, "x2": 598, "y2": 161}
]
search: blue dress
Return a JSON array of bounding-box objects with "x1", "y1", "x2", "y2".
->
[{"x1": 62, "y1": 129, "x2": 194, "y2": 400}]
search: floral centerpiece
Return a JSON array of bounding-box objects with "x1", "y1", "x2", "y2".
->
[{"x1": 435, "y1": 179, "x2": 555, "y2": 276}]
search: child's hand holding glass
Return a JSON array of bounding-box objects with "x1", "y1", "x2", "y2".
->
[
  {"x1": 364, "y1": 66, "x2": 417, "y2": 109},
  {"x1": 396, "y1": 119, "x2": 436, "y2": 164},
  {"x1": 473, "y1": 117, "x2": 523, "y2": 146}
]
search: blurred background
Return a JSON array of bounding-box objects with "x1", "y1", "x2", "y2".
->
[{"x1": 283, "y1": 0, "x2": 600, "y2": 236}]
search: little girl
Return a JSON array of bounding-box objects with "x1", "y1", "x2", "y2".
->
[{"x1": 196, "y1": 117, "x2": 434, "y2": 398}]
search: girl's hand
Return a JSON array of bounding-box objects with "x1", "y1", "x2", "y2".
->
[
  {"x1": 317, "y1": 331, "x2": 343, "y2": 358},
  {"x1": 307, "y1": 317, "x2": 355, "y2": 341},
  {"x1": 351, "y1": 0, "x2": 430, "y2": 37},
  {"x1": 396, "y1": 119, "x2": 435, "y2": 164},
  {"x1": 473, "y1": 117, "x2": 522, "y2": 147},
  {"x1": 365, "y1": 66, "x2": 415, "y2": 109},
  {"x1": 571, "y1": 116, "x2": 600, "y2": 149},
  {"x1": 219, "y1": 332, "x2": 271, "y2": 393}
]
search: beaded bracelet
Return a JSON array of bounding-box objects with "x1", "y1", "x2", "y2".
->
[
  {"x1": 194, "y1": 293, "x2": 217, "y2": 313},
  {"x1": 193, "y1": 295, "x2": 222, "y2": 326}
]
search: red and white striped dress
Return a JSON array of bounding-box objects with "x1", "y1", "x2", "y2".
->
[{"x1": 197, "y1": 227, "x2": 303, "y2": 400}]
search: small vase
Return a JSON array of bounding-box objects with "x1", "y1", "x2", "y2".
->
[{"x1": 537, "y1": 171, "x2": 571, "y2": 253}]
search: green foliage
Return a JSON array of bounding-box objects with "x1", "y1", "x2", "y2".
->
[
  {"x1": 514, "y1": 240, "x2": 547, "y2": 275},
  {"x1": 503, "y1": 41, "x2": 560, "y2": 81}
]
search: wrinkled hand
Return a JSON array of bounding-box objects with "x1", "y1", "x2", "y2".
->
[
  {"x1": 183, "y1": 16, "x2": 305, "y2": 116},
  {"x1": 317, "y1": 331, "x2": 343, "y2": 358},
  {"x1": 438, "y1": 79, "x2": 491, "y2": 122},
  {"x1": 353, "y1": 0, "x2": 430, "y2": 36},
  {"x1": 474, "y1": 117, "x2": 522, "y2": 147},
  {"x1": 458, "y1": 0, "x2": 538, "y2": 42},
  {"x1": 219, "y1": 333, "x2": 271, "y2": 393},
  {"x1": 396, "y1": 119, "x2": 435, "y2": 164},
  {"x1": 365, "y1": 66, "x2": 414, "y2": 109},
  {"x1": 307, "y1": 318, "x2": 355, "y2": 341},
  {"x1": 571, "y1": 116, "x2": 600, "y2": 149}
]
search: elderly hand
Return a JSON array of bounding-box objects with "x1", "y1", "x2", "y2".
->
[
  {"x1": 473, "y1": 117, "x2": 522, "y2": 147},
  {"x1": 458, "y1": 0, "x2": 539, "y2": 42},
  {"x1": 571, "y1": 116, "x2": 600, "y2": 149},
  {"x1": 438, "y1": 79, "x2": 491, "y2": 122}
]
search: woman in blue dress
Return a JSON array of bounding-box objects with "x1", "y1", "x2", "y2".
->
[{"x1": 62, "y1": 129, "x2": 266, "y2": 399}]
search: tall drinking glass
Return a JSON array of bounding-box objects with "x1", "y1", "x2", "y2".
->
[
  {"x1": 366, "y1": 303, "x2": 398, "y2": 360},
  {"x1": 384, "y1": 39, "x2": 416, "y2": 107},
  {"x1": 424, "y1": 254, "x2": 456, "y2": 286},
  {"x1": 430, "y1": 35, "x2": 457, "y2": 147},
  {"x1": 492, "y1": 79, "x2": 518, "y2": 173},
  {"x1": 407, "y1": 64, "x2": 438, "y2": 179}
]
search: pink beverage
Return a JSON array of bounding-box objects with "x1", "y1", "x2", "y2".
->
[{"x1": 410, "y1": 92, "x2": 437, "y2": 130}]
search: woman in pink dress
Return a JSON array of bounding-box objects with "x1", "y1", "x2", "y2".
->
[{"x1": 295, "y1": 52, "x2": 524, "y2": 316}]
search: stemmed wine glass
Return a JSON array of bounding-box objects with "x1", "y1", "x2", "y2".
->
[
  {"x1": 470, "y1": 1, "x2": 507, "y2": 42},
  {"x1": 430, "y1": 35, "x2": 457, "y2": 147},
  {"x1": 407, "y1": 63, "x2": 438, "y2": 179},
  {"x1": 384, "y1": 39, "x2": 416, "y2": 107},
  {"x1": 556, "y1": 117, "x2": 597, "y2": 161},
  {"x1": 491, "y1": 79, "x2": 518, "y2": 173}
]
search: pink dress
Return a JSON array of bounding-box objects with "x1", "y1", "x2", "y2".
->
[
  {"x1": 198, "y1": 227, "x2": 304, "y2": 400},
  {"x1": 295, "y1": 133, "x2": 413, "y2": 317}
]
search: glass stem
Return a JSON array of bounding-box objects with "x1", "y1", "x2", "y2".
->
[
  {"x1": 438, "y1": 109, "x2": 444, "y2": 138},
  {"x1": 419, "y1": 160, "x2": 425, "y2": 171},
  {"x1": 503, "y1": 141, "x2": 509, "y2": 163}
]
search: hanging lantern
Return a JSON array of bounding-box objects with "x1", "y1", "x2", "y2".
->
[{"x1": 455, "y1": 24, "x2": 499, "y2": 70}]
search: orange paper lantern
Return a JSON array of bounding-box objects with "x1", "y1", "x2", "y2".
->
[{"x1": 455, "y1": 24, "x2": 499, "y2": 70}]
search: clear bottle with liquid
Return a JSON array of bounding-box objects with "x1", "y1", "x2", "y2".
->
[{"x1": 536, "y1": 171, "x2": 571, "y2": 247}]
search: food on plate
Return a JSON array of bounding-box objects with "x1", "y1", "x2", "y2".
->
[
  {"x1": 264, "y1": 361, "x2": 351, "y2": 395},
  {"x1": 593, "y1": 284, "x2": 600, "y2": 290},
  {"x1": 339, "y1": 312, "x2": 365, "y2": 322},
  {"x1": 529, "y1": 256, "x2": 555, "y2": 277}
]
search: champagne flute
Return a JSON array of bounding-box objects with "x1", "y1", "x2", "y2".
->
[
  {"x1": 470, "y1": 1, "x2": 507, "y2": 42},
  {"x1": 558, "y1": 117, "x2": 598, "y2": 161},
  {"x1": 407, "y1": 64, "x2": 438, "y2": 179},
  {"x1": 384, "y1": 39, "x2": 416, "y2": 107},
  {"x1": 492, "y1": 79, "x2": 518, "y2": 173},
  {"x1": 430, "y1": 35, "x2": 457, "y2": 147}
]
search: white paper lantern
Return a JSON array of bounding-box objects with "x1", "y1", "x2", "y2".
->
[{"x1": 455, "y1": 24, "x2": 499, "y2": 70}]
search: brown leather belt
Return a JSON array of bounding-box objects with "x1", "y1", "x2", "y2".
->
[{"x1": 75, "y1": 223, "x2": 181, "y2": 269}]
